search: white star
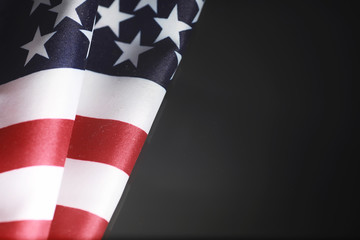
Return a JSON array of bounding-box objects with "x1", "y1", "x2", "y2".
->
[
  {"x1": 21, "y1": 27, "x2": 55, "y2": 66},
  {"x1": 95, "y1": 0, "x2": 134, "y2": 37},
  {"x1": 80, "y1": 29, "x2": 93, "y2": 58},
  {"x1": 30, "y1": 0, "x2": 51, "y2": 15},
  {"x1": 49, "y1": 0, "x2": 86, "y2": 27},
  {"x1": 79, "y1": 17, "x2": 96, "y2": 59},
  {"x1": 114, "y1": 32, "x2": 152, "y2": 67},
  {"x1": 134, "y1": 0, "x2": 157, "y2": 13},
  {"x1": 154, "y1": 5, "x2": 192, "y2": 49},
  {"x1": 192, "y1": 0, "x2": 205, "y2": 23},
  {"x1": 170, "y1": 51, "x2": 182, "y2": 80},
  {"x1": 174, "y1": 51, "x2": 182, "y2": 64}
]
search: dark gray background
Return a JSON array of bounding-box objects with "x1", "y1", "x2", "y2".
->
[{"x1": 104, "y1": 1, "x2": 360, "y2": 239}]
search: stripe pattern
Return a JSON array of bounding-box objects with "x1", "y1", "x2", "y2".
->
[
  {"x1": 49, "y1": 71, "x2": 165, "y2": 239},
  {"x1": 0, "y1": 0, "x2": 204, "y2": 239},
  {"x1": 0, "y1": 69, "x2": 85, "y2": 239}
]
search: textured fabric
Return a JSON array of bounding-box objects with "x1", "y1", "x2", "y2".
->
[{"x1": 0, "y1": 0, "x2": 204, "y2": 239}]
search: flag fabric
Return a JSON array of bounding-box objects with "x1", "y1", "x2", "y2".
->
[{"x1": 0, "y1": 0, "x2": 204, "y2": 239}]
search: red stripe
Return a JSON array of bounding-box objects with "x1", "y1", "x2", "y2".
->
[
  {"x1": 67, "y1": 115, "x2": 147, "y2": 175},
  {"x1": 48, "y1": 205, "x2": 108, "y2": 240},
  {"x1": 0, "y1": 119, "x2": 74, "y2": 173},
  {"x1": 0, "y1": 220, "x2": 51, "y2": 240}
]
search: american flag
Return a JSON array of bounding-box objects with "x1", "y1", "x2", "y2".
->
[{"x1": 0, "y1": 0, "x2": 204, "y2": 239}]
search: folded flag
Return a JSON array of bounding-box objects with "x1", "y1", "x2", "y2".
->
[{"x1": 0, "y1": 0, "x2": 204, "y2": 239}]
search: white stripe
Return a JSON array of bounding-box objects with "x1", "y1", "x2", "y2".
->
[
  {"x1": 56, "y1": 158, "x2": 129, "y2": 222},
  {"x1": 78, "y1": 71, "x2": 166, "y2": 134},
  {"x1": 0, "y1": 166, "x2": 63, "y2": 222},
  {"x1": 0, "y1": 68, "x2": 84, "y2": 129}
]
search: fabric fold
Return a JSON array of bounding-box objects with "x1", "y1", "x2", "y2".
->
[{"x1": 0, "y1": 0, "x2": 204, "y2": 239}]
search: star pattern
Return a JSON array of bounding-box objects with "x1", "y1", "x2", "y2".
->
[
  {"x1": 30, "y1": 0, "x2": 51, "y2": 15},
  {"x1": 174, "y1": 51, "x2": 182, "y2": 64},
  {"x1": 15, "y1": 0, "x2": 204, "y2": 87},
  {"x1": 170, "y1": 51, "x2": 182, "y2": 79},
  {"x1": 192, "y1": 0, "x2": 204, "y2": 23},
  {"x1": 114, "y1": 32, "x2": 152, "y2": 67},
  {"x1": 154, "y1": 5, "x2": 192, "y2": 49},
  {"x1": 49, "y1": 0, "x2": 87, "y2": 27},
  {"x1": 95, "y1": 0, "x2": 134, "y2": 37},
  {"x1": 80, "y1": 17, "x2": 96, "y2": 59},
  {"x1": 21, "y1": 28, "x2": 55, "y2": 65},
  {"x1": 134, "y1": 0, "x2": 157, "y2": 13},
  {"x1": 80, "y1": 29, "x2": 93, "y2": 58}
]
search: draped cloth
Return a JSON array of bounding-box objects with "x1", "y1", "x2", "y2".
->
[{"x1": 0, "y1": 0, "x2": 204, "y2": 239}]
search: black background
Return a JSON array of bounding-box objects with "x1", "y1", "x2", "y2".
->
[{"x1": 104, "y1": 1, "x2": 360, "y2": 239}]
